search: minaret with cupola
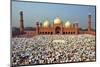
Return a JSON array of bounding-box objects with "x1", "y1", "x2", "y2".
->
[
  {"x1": 20, "y1": 11, "x2": 24, "y2": 34},
  {"x1": 88, "y1": 15, "x2": 91, "y2": 33}
]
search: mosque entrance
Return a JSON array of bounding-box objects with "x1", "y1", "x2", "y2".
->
[{"x1": 55, "y1": 27, "x2": 61, "y2": 34}]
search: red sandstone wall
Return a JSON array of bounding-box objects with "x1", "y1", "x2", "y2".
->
[
  {"x1": 79, "y1": 31, "x2": 96, "y2": 35},
  {"x1": 63, "y1": 28, "x2": 75, "y2": 33},
  {"x1": 24, "y1": 31, "x2": 36, "y2": 37}
]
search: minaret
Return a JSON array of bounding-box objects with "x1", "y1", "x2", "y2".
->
[
  {"x1": 20, "y1": 11, "x2": 24, "y2": 34},
  {"x1": 88, "y1": 15, "x2": 91, "y2": 33},
  {"x1": 74, "y1": 20, "x2": 78, "y2": 34},
  {"x1": 36, "y1": 22, "x2": 39, "y2": 34},
  {"x1": 40, "y1": 22, "x2": 42, "y2": 28}
]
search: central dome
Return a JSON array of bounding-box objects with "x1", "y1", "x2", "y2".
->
[
  {"x1": 54, "y1": 17, "x2": 62, "y2": 25},
  {"x1": 65, "y1": 20, "x2": 71, "y2": 28},
  {"x1": 43, "y1": 20, "x2": 49, "y2": 28}
]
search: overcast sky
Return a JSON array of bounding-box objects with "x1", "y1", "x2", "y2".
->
[{"x1": 12, "y1": 1, "x2": 96, "y2": 29}]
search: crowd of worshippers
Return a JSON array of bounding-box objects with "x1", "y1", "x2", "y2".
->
[{"x1": 11, "y1": 34, "x2": 96, "y2": 66}]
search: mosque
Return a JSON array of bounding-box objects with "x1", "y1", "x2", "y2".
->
[
  {"x1": 36, "y1": 17, "x2": 78, "y2": 35},
  {"x1": 12, "y1": 11, "x2": 96, "y2": 37}
]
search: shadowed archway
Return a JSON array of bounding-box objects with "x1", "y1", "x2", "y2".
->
[{"x1": 55, "y1": 27, "x2": 61, "y2": 34}]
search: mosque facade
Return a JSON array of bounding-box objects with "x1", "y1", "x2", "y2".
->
[
  {"x1": 12, "y1": 11, "x2": 96, "y2": 37},
  {"x1": 36, "y1": 17, "x2": 78, "y2": 35}
]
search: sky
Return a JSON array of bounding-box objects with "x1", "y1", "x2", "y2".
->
[{"x1": 11, "y1": 1, "x2": 96, "y2": 29}]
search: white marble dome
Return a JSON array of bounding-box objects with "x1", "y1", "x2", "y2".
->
[
  {"x1": 54, "y1": 17, "x2": 62, "y2": 25},
  {"x1": 65, "y1": 20, "x2": 71, "y2": 28},
  {"x1": 43, "y1": 20, "x2": 49, "y2": 28}
]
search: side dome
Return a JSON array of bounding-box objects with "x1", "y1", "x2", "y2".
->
[
  {"x1": 54, "y1": 17, "x2": 62, "y2": 25},
  {"x1": 65, "y1": 20, "x2": 71, "y2": 28},
  {"x1": 43, "y1": 20, "x2": 49, "y2": 28}
]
